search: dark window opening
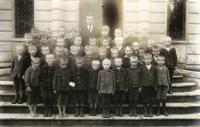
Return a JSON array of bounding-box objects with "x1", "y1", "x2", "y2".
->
[
  {"x1": 102, "y1": 0, "x2": 123, "y2": 38},
  {"x1": 167, "y1": 0, "x2": 186, "y2": 40},
  {"x1": 15, "y1": 0, "x2": 34, "y2": 38}
]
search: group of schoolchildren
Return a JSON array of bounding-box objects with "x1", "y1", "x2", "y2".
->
[{"x1": 10, "y1": 24, "x2": 177, "y2": 118}]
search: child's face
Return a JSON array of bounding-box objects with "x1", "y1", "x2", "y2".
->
[
  {"x1": 16, "y1": 47, "x2": 24, "y2": 55},
  {"x1": 28, "y1": 48, "x2": 37, "y2": 56},
  {"x1": 111, "y1": 50, "x2": 119, "y2": 58},
  {"x1": 102, "y1": 61, "x2": 111, "y2": 70},
  {"x1": 102, "y1": 39, "x2": 110, "y2": 48},
  {"x1": 139, "y1": 49, "x2": 144, "y2": 57},
  {"x1": 85, "y1": 47, "x2": 92, "y2": 56},
  {"x1": 76, "y1": 60, "x2": 83, "y2": 68},
  {"x1": 86, "y1": 16, "x2": 94, "y2": 25},
  {"x1": 99, "y1": 49, "x2": 107, "y2": 57},
  {"x1": 59, "y1": 28, "x2": 66, "y2": 36},
  {"x1": 115, "y1": 29, "x2": 122, "y2": 37},
  {"x1": 158, "y1": 58, "x2": 165, "y2": 66},
  {"x1": 125, "y1": 47, "x2": 133, "y2": 56},
  {"x1": 115, "y1": 38, "x2": 123, "y2": 46},
  {"x1": 70, "y1": 46, "x2": 78, "y2": 56},
  {"x1": 56, "y1": 40, "x2": 65, "y2": 48},
  {"x1": 42, "y1": 48, "x2": 50, "y2": 55},
  {"x1": 130, "y1": 59, "x2": 138, "y2": 67},
  {"x1": 164, "y1": 40, "x2": 171, "y2": 47},
  {"x1": 132, "y1": 43, "x2": 139, "y2": 51},
  {"x1": 32, "y1": 60, "x2": 40, "y2": 69},
  {"x1": 74, "y1": 37, "x2": 82, "y2": 46},
  {"x1": 25, "y1": 35, "x2": 32, "y2": 43},
  {"x1": 55, "y1": 49, "x2": 64, "y2": 57},
  {"x1": 152, "y1": 49, "x2": 160, "y2": 57},
  {"x1": 71, "y1": 31, "x2": 77, "y2": 38},
  {"x1": 89, "y1": 39, "x2": 96, "y2": 46},
  {"x1": 92, "y1": 62, "x2": 100, "y2": 71},
  {"x1": 46, "y1": 55, "x2": 55, "y2": 65},
  {"x1": 102, "y1": 28, "x2": 109, "y2": 36},
  {"x1": 60, "y1": 61, "x2": 68, "y2": 69},
  {"x1": 144, "y1": 56, "x2": 152, "y2": 65},
  {"x1": 114, "y1": 59, "x2": 123, "y2": 67},
  {"x1": 41, "y1": 37, "x2": 48, "y2": 43}
]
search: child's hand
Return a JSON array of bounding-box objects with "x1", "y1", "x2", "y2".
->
[
  {"x1": 53, "y1": 90, "x2": 56, "y2": 94},
  {"x1": 69, "y1": 82, "x2": 75, "y2": 87},
  {"x1": 22, "y1": 75, "x2": 25, "y2": 80},
  {"x1": 27, "y1": 86, "x2": 31, "y2": 92},
  {"x1": 139, "y1": 87, "x2": 142, "y2": 92}
]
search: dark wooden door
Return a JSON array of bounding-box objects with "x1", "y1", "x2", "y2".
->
[{"x1": 15, "y1": 0, "x2": 34, "y2": 37}]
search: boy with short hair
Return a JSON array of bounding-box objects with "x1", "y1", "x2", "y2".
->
[
  {"x1": 127, "y1": 56, "x2": 141, "y2": 117},
  {"x1": 160, "y1": 36, "x2": 177, "y2": 94},
  {"x1": 155, "y1": 56, "x2": 170, "y2": 116},
  {"x1": 113, "y1": 57, "x2": 127, "y2": 117},
  {"x1": 98, "y1": 47, "x2": 109, "y2": 62},
  {"x1": 123, "y1": 46, "x2": 133, "y2": 69},
  {"x1": 132, "y1": 42, "x2": 140, "y2": 56},
  {"x1": 39, "y1": 54, "x2": 57, "y2": 117},
  {"x1": 141, "y1": 53, "x2": 157, "y2": 117},
  {"x1": 84, "y1": 45, "x2": 93, "y2": 68},
  {"x1": 11, "y1": 45, "x2": 30, "y2": 104},
  {"x1": 40, "y1": 46, "x2": 50, "y2": 68},
  {"x1": 97, "y1": 59, "x2": 116, "y2": 118},
  {"x1": 71, "y1": 57, "x2": 89, "y2": 117},
  {"x1": 152, "y1": 46, "x2": 161, "y2": 66},
  {"x1": 114, "y1": 37, "x2": 124, "y2": 57},
  {"x1": 98, "y1": 26, "x2": 112, "y2": 47},
  {"x1": 25, "y1": 57, "x2": 41, "y2": 117},
  {"x1": 53, "y1": 58, "x2": 72, "y2": 117},
  {"x1": 88, "y1": 60, "x2": 101, "y2": 116}
]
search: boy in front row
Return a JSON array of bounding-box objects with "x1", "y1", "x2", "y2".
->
[
  {"x1": 53, "y1": 58, "x2": 72, "y2": 118},
  {"x1": 11, "y1": 45, "x2": 30, "y2": 104},
  {"x1": 97, "y1": 59, "x2": 116, "y2": 118},
  {"x1": 39, "y1": 54, "x2": 57, "y2": 117},
  {"x1": 88, "y1": 60, "x2": 101, "y2": 116},
  {"x1": 113, "y1": 57, "x2": 127, "y2": 117},
  {"x1": 25, "y1": 57, "x2": 41, "y2": 117},
  {"x1": 71, "y1": 57, "x2": 89, "y2": 117},
  {"x1": 141, "y1": 53, "x2": 157, "y2": 117},
  {"x1": 156, "y1": 56, "x2": 170, "y2": 116},
  {"x1": 127, "y1": 56, "x2": 141, "y2": 117}
]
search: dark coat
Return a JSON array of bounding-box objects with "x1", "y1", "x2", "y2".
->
[
  {"x1": 80, "y1": 25, "x2": 100, "y2": 46},
  {"x1": 53, "y1": 67, "x2": 73, "y2": 91},
  {"x1": 140, "y1": 64, "x2": 157, "y2": 87},
  {"x1": 88, "y1": 69, "x2": 99, "y2": 89},
  {"x1": 127, "y1": 67, "x2": 141, "y2": 88},
  {"x1": 113, "y1": 67, "x2": 128, "y2": 91},
  {"x1": 160, "y1": 47, "x2": 177, "y2": 68},
  {"x1": 24, "y1": 67, "x2": 40, "y2": 87},
  {"x1": 122, "y1": 57, "x2": 131, "y2": 69},
  {"x1": 97, "y1": 69, "x2": 116, "y2": 94},
  {"x1": 39, "y1": 63, "x2": 58, "y2": 88},
  {"x1": 156, "y1": 65, "x2": 170, "y2": 87},
  {"x1": 10, "y1": 54, "x2": 31, "y2": 79},
  {"x1": 71, "y1": 66, "x2": 89, "y2": 91}
]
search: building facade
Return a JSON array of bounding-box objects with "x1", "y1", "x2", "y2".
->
[{"x1": 0, "y1": 0, "x2": 200, "y2": 70}]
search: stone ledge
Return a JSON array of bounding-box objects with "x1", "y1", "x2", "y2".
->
[{"x1": 176, "y1": 69, "x2": 200, "y2": 79}]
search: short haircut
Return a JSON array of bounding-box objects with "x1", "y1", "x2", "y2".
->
[
  {"x1": 76, "y1": 57, "x2": 84, "y2": 62},
  {"x1": 130, "y1": 55, "x2": 138, "y2": 61},
  {"x1": 158, "y1": 55, "x2": 165, "y2": 60},
  {"x1": 24, "y1": 33, "x2": 31, "y2": 37},
  {"x1": 161, "y1": 36, "x2": 172, "y2": 42},
  {"x1": 41, "y1": 46, "x2": 49, "y2": 50},
  {"x1": 132, "y1": 41, "x2": 139, "y2": 46},
  {"x1": 144, "y1": 53, "x2": 152, "y2": 59},
  {"x1": 114, "y1": 57, "x2": 123, "y2": 62},
  {"x1": 46, "y1": 54, "x2": 55, "y2": 58},
  {"x1": 28, "y1": 45, "x2": 37, "y2": 51},
  {"x1": 102, "y1": 25, "x2": 110, "y2": 30},
  {"x1": 111, "y1": 47, "x2": 119, "y2": 53},
  {"x1": 102, "y1": 58, "x2": 111, "y2": 65},
  {"x1": 91, "y1": 60, "x2": 100, "y2": 65}
]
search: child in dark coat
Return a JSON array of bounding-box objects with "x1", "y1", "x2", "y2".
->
[
  {"x1": 10, "y1": 45, "x2": 30, "y2": 104},
  {"x1": 113, "y1": 57, "x2": 127, "y2": 117},
  {"x1": 97, "y1": 59, "x2": 116, "y2": 118},
  {"x1": 123, "y1": 46, "x2": 133, "y2": 69},
  {"x1": 160, "y1": 36, "x2": 177, "y2": 94},
  {"x1": 127, "y1": 56, "x2": 141, "y2": 117},
  {"x1": 71, "y1": 57, "x2": 89, "y2": 117},
  {"x1": 141, "y1": 53, "x2": 157, "y2": 117},
  {"x1": 88, "y1": 60, "x2": 101, "y2": 116},
  {"x1": 155, "y1": 56, "x2": 170, "y2": 116},
  {"x1": 39, "y1": 54, "x2": 57, "y2": 117},
  {"x1": 25, "y1": 57, "x2": 40, "y2": 117},
  {"x1": 53, "y1": 58, "x2": 73, "y2": 118}
]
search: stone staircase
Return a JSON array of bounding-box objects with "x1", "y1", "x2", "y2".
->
[{"x1": 0, "y1": 39, "x2": 200, "y2": 126}]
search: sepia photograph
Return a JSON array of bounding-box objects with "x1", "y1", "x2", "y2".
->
[{"x1": 0, "y1": 0, "x2": 200, "y2": 126}]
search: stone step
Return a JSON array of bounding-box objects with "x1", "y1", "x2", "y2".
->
[
  {"x1": 0, "y1": 89, "x2": 200, "y2": 103},
  {"x1": 0, "y1": 113, "x2": 200, "y2": 127},
  {"x1": 0, "y1": 102, "x2": 200, "y2": 114}
]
